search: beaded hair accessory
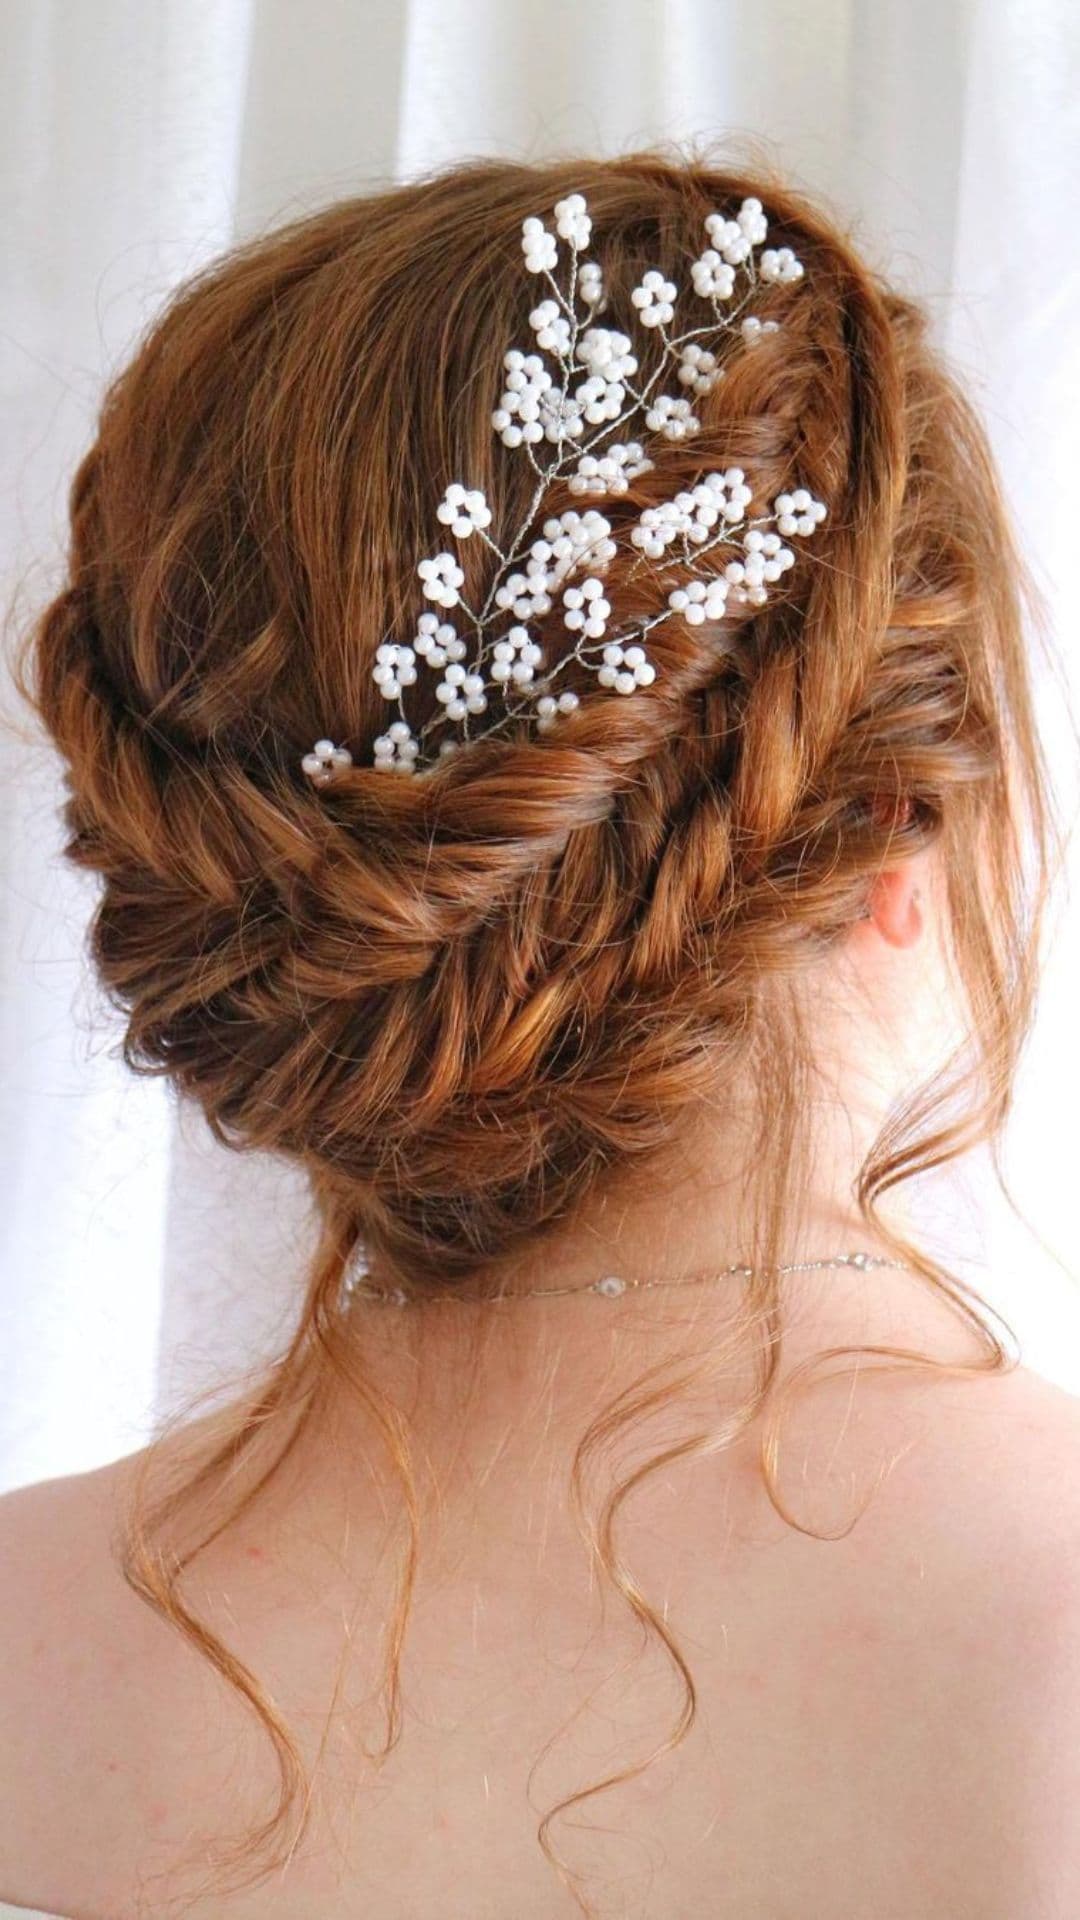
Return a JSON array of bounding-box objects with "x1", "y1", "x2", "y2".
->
[{"x1": 301, "y1": 189, "x2": 827, "y2": 785}]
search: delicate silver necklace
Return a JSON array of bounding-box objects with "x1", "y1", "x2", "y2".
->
[{"x1": 342, "y1": 1249, "x2": 908, "y2": 1309}]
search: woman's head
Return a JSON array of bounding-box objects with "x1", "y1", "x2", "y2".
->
[
  {"x1": 17, "y1": 146, "x2": 1046, "y2": 1301},
  {"x1": 13, "y1": 143, "x2": 1055, "y2": 1912}
]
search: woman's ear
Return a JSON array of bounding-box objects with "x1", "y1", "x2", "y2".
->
[{"x1": 863, "y1": 864, "x2": 925, "y2": 950}]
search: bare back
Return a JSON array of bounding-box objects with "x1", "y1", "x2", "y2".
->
[{"x1": 3, "y1": 1339, "x2": 1080, "y2": 1920}]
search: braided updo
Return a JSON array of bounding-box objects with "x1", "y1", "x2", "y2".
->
[
  {"x1": 19, "y1": 149, "x2": 1043, "y2": 1299},
  {"x1": 14, "y1": 147, "x2": 1051, "y2": 1910}
]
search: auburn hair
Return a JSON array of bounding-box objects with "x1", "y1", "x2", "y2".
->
[{"x1": 12, "y1": 142, "x2": 1055, "y2": 1913}]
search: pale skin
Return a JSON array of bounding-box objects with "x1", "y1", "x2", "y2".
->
[{"x1": 2, "y1": 850, "x2": 1080, "y2": 1920}]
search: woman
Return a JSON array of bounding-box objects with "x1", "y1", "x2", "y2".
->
[{"x1": 1, "y1": 148, "x2": 1078, "y2": 1920}]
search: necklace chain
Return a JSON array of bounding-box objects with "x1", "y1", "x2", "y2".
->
[{"x1": 342, "y1": 1249, "x2": 909, "y2": 1309}]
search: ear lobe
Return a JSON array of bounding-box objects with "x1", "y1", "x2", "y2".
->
[{"x1": 866, "y1": 868, "x2": 924, "y2": 949}]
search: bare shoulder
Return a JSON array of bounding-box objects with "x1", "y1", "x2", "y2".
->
[
  {"x1": 0, "y1": 1455, "x2": 133, "y2": 1894},
  {"x1": 838, "y1": 1354, "x2": 1080, "y2": 1611},
  {"x1": 0, "y1": 1450, "x2": 160, "y2": 1777},
  {"x1": 0, "y1": 1404, "x2": 257, "y2": 1716},
  {"x1": 897, "y1": 1358, "x2": 1080, "y2": 1569},
  {"x1": 0, "y1": 1422, "x2": 257, "y2": 1906},
  {"x1": 0, "y1": 1407, "x2": 227, "y2": 1604},
  {"x1": 874, "y1": 1359, "x2": 1080, "y2": 1899},
  {"x1": 0, "y1": 1449, "x2": 132, "y2": 1623}
]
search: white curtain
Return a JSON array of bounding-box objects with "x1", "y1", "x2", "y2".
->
[{"x1": 3, "y1": 0, "x2": 1078, "y2": 1492}]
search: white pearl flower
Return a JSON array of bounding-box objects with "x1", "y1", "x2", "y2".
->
[
  {"x1": 668, "y1": 577, "x2": 731, "y2": 624},
  {"x1": 562, "y1": 576, "x2": 610, "y2": 638},
  {"x1": 574, "y1": 327, "x2": 638, "y2": 381},
  {"x1": 418, "y1": 551, "x2": 465, "y2": 608},
  {"x1": 521, "y1": 215, "x2": 557, "y2": 273},
  {"x1": 372, "y1": 720, "x2": 419, "y2": 773},
  {"x1": 413, "y1": 612, "x2": 465, "y2": 669},
  {"x1": 568, "y1": 441, "x2": 652, "y2": 496},
  {"x1": 706, "y1": 466, "x2": 754, "y2": 522},
  {"x1": 723, "y1": 529, "x2": 796, "y2": 606},
  {"x1": 577, "y1": 260, "x2": 604, "y2": 307},
  {"x1": 541, "y1": 509, "x2": 616, "y2": 579},
  {"x1": 631, "y1": 499, "x2": 690, "y2": 558},
  {"x1": 538, "y1": 389, "x2": 586, "y2": 445},
  {"x1": 722, "y1": 566, "x2": 769, "y2": 607},
  {"x1": 529, "y1": 299, "x2": 571, "y2": 354},
  {"x1": 743, "y1": 529, "x2": 796, "y2": 580},
  {"x1": 436, "y1": 483, "x2": 492, "y2": 538},
  {"x1": 597, "y1": 641, "x2": 656, "y2": 694},
  {"x1": 737, "y1": 195, "x2": 769, "y2": 245},
  {"x1": 690, "y1": 250, "x2": 737, "y2": 300},
  {"x1": 773, "y1": 487, "x2": 827, "y2": 535},
  {"x1": 760, "y1": 246, "x2": 804, "y2": 284},
  {"x1": 554, "y1": 192, "x2": 591, "y2": 249},
  {"x1": 575, "y1": 371, "x2": 626, "y2": 425},
  {"x1": 491, "y1": 348, "x2": 553, "y2": 448},
  {"x1": 678, "y1": 343, "x2": 723, "y2": 395},
  {"x1": 434, "y1": 661, "x2": 488, "y2": 721},
  {"x1": 644, "y1": 393, "x2": 700, "y2": 440},
  {"x1": 490, "y1": 625, "x2": 544, "y2": 686},
  {"x1": 301, "y1": 738, "x2": 353, "y2": 786},
  {"x1": 371, "y1": 641, "x2": 418, "y2": 699},
  {"x1": 703, "y1": 212, "x2": 752, "y2": 266},
  {"x1": 535, "y1": 688, "x2": 581, "y2": 732},
  {"x1": 741, "y1": 315, "x2": 780, "y2": 347},
  {"x1": 630, "y1": 470, "x2": 752, "y2": 558},
  {"x1": 494, "y1": 564, "x2": 552, "y2": 620},
  {"x1": 630, "y1": 269, "x2": 677, "y2": 328}
]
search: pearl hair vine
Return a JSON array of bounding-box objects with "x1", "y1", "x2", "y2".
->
[{"x1": 301, "y1": 188, "x2": 828, "y2": 785}]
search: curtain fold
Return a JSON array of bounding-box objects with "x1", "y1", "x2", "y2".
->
[{"x1": 3, "y1": 0, "x2": 1078, "y2": 1490}]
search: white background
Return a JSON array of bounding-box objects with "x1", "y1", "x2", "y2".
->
[{"x1": 2, "y1": 0, "x2": 1079, "y2": 1491}]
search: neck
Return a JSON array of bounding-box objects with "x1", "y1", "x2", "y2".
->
[
  {"x1": 176, "y1": 1116, "x2": 980, "y2": 1594},
  {"x1": 312, "y1": 1099, "x2": 953, "y2": 1486},
  {"x1": 351, "y1": 1068, "x2": 905, "y2": 1305}
]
